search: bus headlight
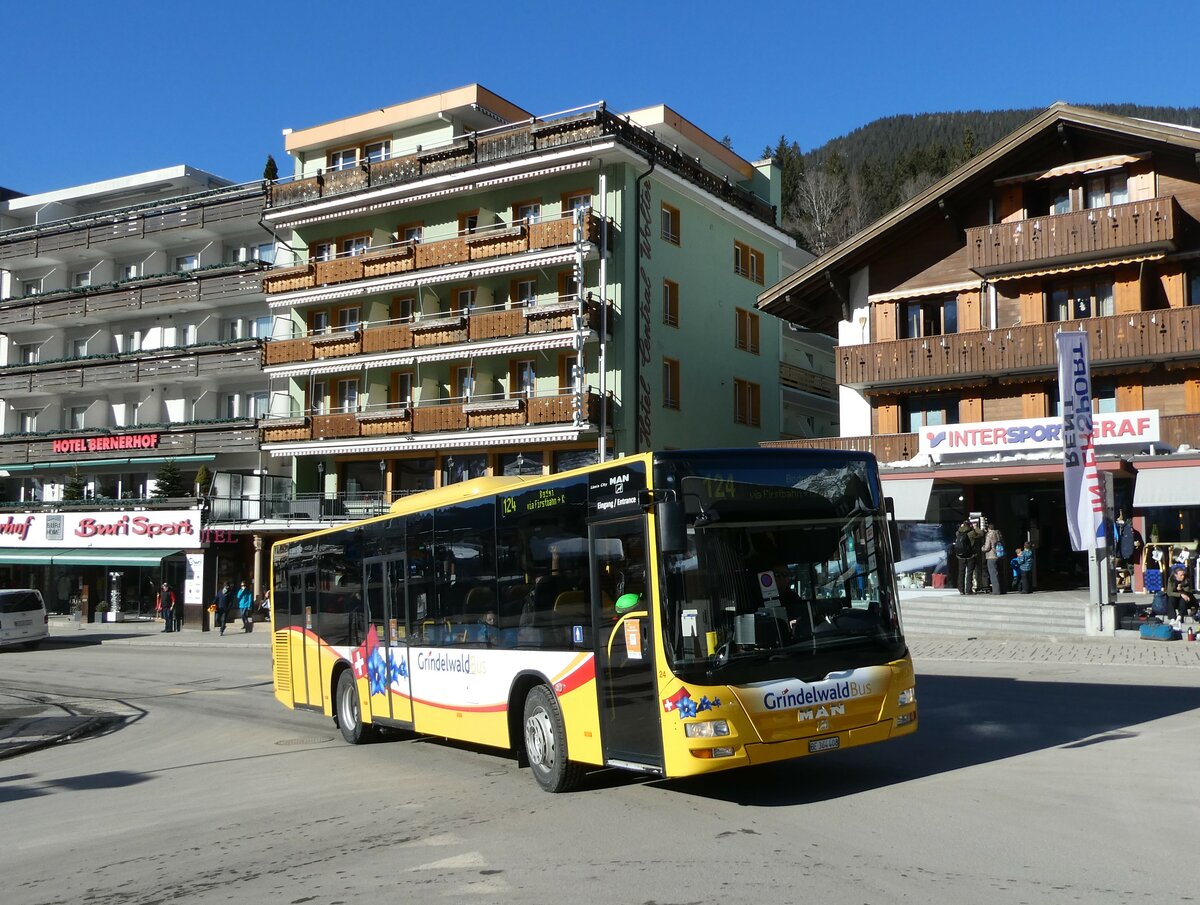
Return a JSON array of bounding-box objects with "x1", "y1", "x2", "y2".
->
[
  {"x1": 684, "y1": 719, "x2": 730, "y2": 738},
  {"x1": 897, "y1": 687, "x2": 916, "y2": 707}
]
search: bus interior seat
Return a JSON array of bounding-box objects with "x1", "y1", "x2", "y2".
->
[
  {"x1": 553, "y1": 590, "x2": 587, "y2": 619},
  {"x1": 463, "y1": 586, "x2": 495, "y2": 617}
]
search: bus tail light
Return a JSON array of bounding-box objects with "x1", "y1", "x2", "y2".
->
[{"x1": 684, "y1": 719, "x2": 730, "y2": 738}]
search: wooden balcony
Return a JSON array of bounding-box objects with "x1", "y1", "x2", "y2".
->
[
  {"x1": 267, "y1": 108, "x2": 776, "y2": 226},
  {"x1": 0, "y1": 421, "x2": 260, "y2": 465},
  {"x1": 262, "y1": 212, "x2": 602, "y2": 296},
  {"x1": 263, "y1": 299, "x2": 604, "y2": 368},
  {"x1": 0, "y1": 341, "x2": 262, "y2": 395},
  {"x1": 763, "y1": 414, "x2": 1200, "y2": 466},
  {"x1": 261, "y1": 391, "x2": 603, "y2": 445},
  {"x1": 966, "y1": 196, "x2": 1179, "y2": 276},
  {"x1": 0, "y1": 186, "x2": 266, "y2": 264},
  {"x1": 838, "y1": 306, "x2": 1200, "y2": 392},
  {"x1": 0, "y1": 267, "x2": 265, "y2": 329},
  {"x1": 780, "y1": 362, "x2": 836, "y2": 398}
]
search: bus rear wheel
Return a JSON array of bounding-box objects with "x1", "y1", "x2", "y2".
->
[
  {"x1": 523, "y1": 685, "x2": 583, "y2": 793},
  {"x1": 335, "y1": 669, "x2": 376, "y2": 745}
]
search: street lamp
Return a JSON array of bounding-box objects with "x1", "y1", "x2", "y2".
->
[
  {"x1": 446, "y1": 456, "x2": 455, "y2": 486},
  {"x1": 379, "y1": 459, "x2": 387, "y2": 509},
  {"x1": 316, "y1": 460, "x2": 325, "y2": 519}
]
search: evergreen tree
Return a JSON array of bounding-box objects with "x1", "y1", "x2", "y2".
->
[
  {"x1": 263, "y1": 154, "x2": 279, "y2": 181},
  {"x1": 194, "y1": 463, "x2": 211, "y2": 497},
  {"x1": 152, "y1": 459, "x2": 190, "y2": 499},
  {"x1": 63, "y1": 468, "x2": 87, "y2": 502}
]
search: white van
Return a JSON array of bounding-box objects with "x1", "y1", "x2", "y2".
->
[{"x1": 0, "y1": 590, "x2": 49, "y2": 650}]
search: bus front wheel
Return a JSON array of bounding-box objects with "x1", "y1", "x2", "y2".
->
[
  {"x1": 335, "y1": 669, "x2": 376, "y2": 745},
  {"x1": 522, "y1": 685, "x2": 583, "y2": 793}
]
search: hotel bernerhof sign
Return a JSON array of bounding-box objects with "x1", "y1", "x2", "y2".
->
[{"x1": 917, "y1": 410, "x2": 1159, "y2": 459}]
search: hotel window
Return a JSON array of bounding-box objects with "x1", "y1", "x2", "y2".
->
[
  {"x1": 901, "y1": 395, "x2": 959, "y2": 432},
  {"x1": 1191, "y1": 270, "x2": 1200, "y2": 306},
  {"x1": 399, "y1": 223, "x2": 423, "y2": 245},
  {"x1": 1046, "y1": 280, "x2": 1114, "y2": 322},
  {"x1": 392, "y1": 295, "x2": 416, "y2": 322},
  {"x1": 335, "y1": 306, "x2": 361, "y2": 331},
  {"x1": 733, "y1": 241, "x2": 765, "y2": 284},
  {"x1": 250, "y1": 316, "x2": 274, "y2": 339},
  {"x1": 453, "y1": 287, "x2": 476, "y2": 314},
  {"x1": 340, "y1": 235, "x2": 370, "y2": 257},
  {"x1": 514, "y1": 201, "x2": 542, "y2": 226},
  {"x1": 336, "y1": 379, "x2": 359, "y2": 413},
  {"x1": 71, "y1": 339, "x2": 87, "y2": 358},
  {"x1": 733, "y1": 379, "x2": 760, "y2": 427},
  {"x1": 512, "y1": 359, "x2": 537, "y2": 398},
  {"x1": 735, "y1": 308, "x2": 760, "y2": 353},
  {"x1": 328, "y1": 147, "x2": 357, "y2": 171},
  {"x1": 18, "y1": 343, "x2": 39, "y2": 364},
  {"x1": 73, "y1": 271, "x2": 92, "y2": 288},
  {"x1": 558, "y1": 271, "x2": 580, "y2": 301},
  {"x1": 311, "y1": 241, "x2": 334, "y2": 263},
  {"x1": 901, "y1": 297, "x2": 958, "y2": 338},
  {"x1": 458, "y1": 211, "x2": 479, "y2": 235},
  {"x1": 663, "y1": 358, "x2": 681, "y2": 410},
  {"x1": 364, "y1": 139, "x2": 391, "y2": 163},
  {"x1": 252, "y1": 243, "x2": 276, "y2": 264},
  {"x1": 1085, "y1": 171, "x2": 1129, "y2": 209},
  {"x1": 663, "y1": 279, "x2": 679, "y2": 327},
  {"x1": 67, "y1": 406, "x2": 87, "y2": 430},
  {"x1": 247, "y1": 392, "x2": 269, "y2": 419},
  {"x1": 513, "y1": 278, "x2": 538, "y2": 307},
  {"x1": 175, "y1": 254, "x2": 198, "y2": 272},
  {"x1": 19, "y1": 410, "x2": 38, "y2": 432},
  {"x1": 392, "y1": 371, "x2": 414, "y2": 406},
  {"x1": 563, "y1": 190, "x2": 591, "y2": 212},
  {"x1": 309, "y1": 310, "x2": 330, "y2": 334},
  {"x1": 119, "y1": 264, "x2": 139, "y2": 281},
  {"x1": 559, "y1": 353, "x2": 582, "y2": 393},
  {"x1": 21, "y1": 279, "x2": 42, "y2": 297},
  {"x1": 1048, "y1": 381, "x2": 1117, "y2": 415},
  {"x1": 312, "y1": 380, "x2": 328, "y2": 415},
  {"x1": 223, "y1": 394, "x2": 240, "y2": 419},
  {"x1": 661, "y1": 203, "x2": 680, "y2": 245},
  {"x1": 453, "y1": 365, "x2": 474, "y2": 400}
]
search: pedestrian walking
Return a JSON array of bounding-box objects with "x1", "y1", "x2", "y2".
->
[
  {"x1": 953, "y1": 520, "x2": 979, "y2": 594},
  {"x1": 157, "y1": 582, "x2": 177, "y2": 633},
  {"x1": 237, "y1": 580, "x2": 254, "y2": 633},
  {"x1": 982, "y1": 522, "x2": 1006, "y2": 594},
  {"x1": 214, "y1": 581, "x2": 234, "y2": 636},
  {"x1": 1017, "y1": 545, "x2": 1034, "y2": 594}
]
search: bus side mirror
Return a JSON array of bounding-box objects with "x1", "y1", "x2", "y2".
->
[{"x1": 657, "y1": 499, "x2": 687, "y2": 554}]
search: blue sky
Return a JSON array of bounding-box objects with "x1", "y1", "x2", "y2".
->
[{"x1": 4, "y1": 0, "x2": 1199, "y2": 196}]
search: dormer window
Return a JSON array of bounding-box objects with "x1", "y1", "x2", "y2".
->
[{"x1": 1085, "y1": 171, "x2": 1129, "y2": 208}]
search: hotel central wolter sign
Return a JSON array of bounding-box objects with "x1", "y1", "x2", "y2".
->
[{"x1": 51, "y1": 433, "x2": 160, "y2": 454}]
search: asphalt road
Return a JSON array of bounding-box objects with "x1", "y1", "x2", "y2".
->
[{"x1": 0, "y1": 643, "x2": 1196, "y2": 904}]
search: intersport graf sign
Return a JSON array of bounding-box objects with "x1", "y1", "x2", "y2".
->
[
  {"x1": 0, "y1": 510, "x2": 200, "y2": 548},
  {"x1": 918, "y1": 410, "x2": 1159, "y2": 458}
]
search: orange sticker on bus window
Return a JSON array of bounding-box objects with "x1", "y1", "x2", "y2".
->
[{"x1": 625, "y1": 618, "x2": 642, "y2": 659}]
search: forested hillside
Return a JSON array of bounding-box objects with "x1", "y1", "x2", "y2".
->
[{"x1": 768, "y1": 104, "x2": 1200, "y2": 254}]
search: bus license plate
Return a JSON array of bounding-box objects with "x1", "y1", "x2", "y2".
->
[
  {"x1": 809, "y1": 737, "x2": 840, "y2": 753},
  {"x1": 14, "y1": 619, "x2": 31, "y2": 627}
]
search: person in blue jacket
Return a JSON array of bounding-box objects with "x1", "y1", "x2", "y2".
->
[{"x1": 236, "y1": 580, "x2": 255, "y2": 632}]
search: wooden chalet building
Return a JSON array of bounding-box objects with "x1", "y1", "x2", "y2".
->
[{"x1": 757, "y1": 104, "x2": 1200, "y2": 591}]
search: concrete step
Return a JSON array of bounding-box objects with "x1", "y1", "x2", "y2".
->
[{"x1": 899, "y1": 594, "x2": 1087, "y2": 637}]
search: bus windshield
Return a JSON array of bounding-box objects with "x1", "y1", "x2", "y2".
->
[{"x1": 655, "y1": 454, "x2": 905, "y2": 685}]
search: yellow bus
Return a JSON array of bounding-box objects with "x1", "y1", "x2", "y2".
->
[{"x1": 270, "y1": 448, "x2": 917, "y2": 792}]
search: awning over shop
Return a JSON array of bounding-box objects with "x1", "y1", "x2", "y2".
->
[
  {"x1": 1133, "y1": 468, "x2": 1200, "y2": 507},
  {"x1": 0, "y1": 548, "x2": 182, "y2": 567},
  {"x1": 881, "y1": 477, "x2": 934, "y2": 521}
]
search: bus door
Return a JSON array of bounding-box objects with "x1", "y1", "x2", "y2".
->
[
  {"x1": 590, "y1": 516, "x2": 664, "y2": 770},
  {"x1": 299, "y1": 568, "x2": 324, "y2": 707},
  {"x1": 364, "y1": 555, "x2": 412, "y2": 725}
]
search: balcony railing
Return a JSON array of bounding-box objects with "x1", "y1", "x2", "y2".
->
[
  {"x1": 264, "y1": 297, "x2": 604, "y2": 367},
  {"x1": 0, "y1": 183, "x2": 268, "y2": 263},
  {"x1": 262, "y1": 211, "x2": 602, "y2": 297},
  {"x1": 838, "y1": 306, "x2": 1200, "y2": 392},
  {"x1": 266, "y1": 106, "x2": 776, "y2": 226},
  {"x1": 762, "y1": 414, "x2": 1200, "y2": 465},
  {"x1": 0, "y1": 263, "x2": 267, "y2": 329},
  {"x1": 0, "y1": 420, "x2": 260, "y2": 465},
  {"x1": 779, "y1": 362, "x2": 836, "y2": 398},
  {"x1": 966, "y1": 197, "x2": 1179, "y2": 276},
  {"x1": 261, "y1": 390, "x2": 604, "y2": 446},
  {"x1": 0, "y1": 339, "x2": 262, "y2": 394}
]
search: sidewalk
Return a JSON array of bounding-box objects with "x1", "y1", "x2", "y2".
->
[{"x1": 44, "y1": 615, "x2": 272, "y2": 649}]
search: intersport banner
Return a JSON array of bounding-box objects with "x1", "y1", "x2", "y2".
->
[{"x1": 1056, "y1": 331, "x2": 1105, "y2": 552}]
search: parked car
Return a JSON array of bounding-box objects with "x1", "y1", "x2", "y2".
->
[{"x1": 0, "y1": 590, "x2": 49, "y2": 650}]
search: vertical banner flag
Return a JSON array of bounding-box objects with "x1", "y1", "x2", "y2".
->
[{"x1": 1056, "y1": 331, "x2": 1105, "y2": 551}]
